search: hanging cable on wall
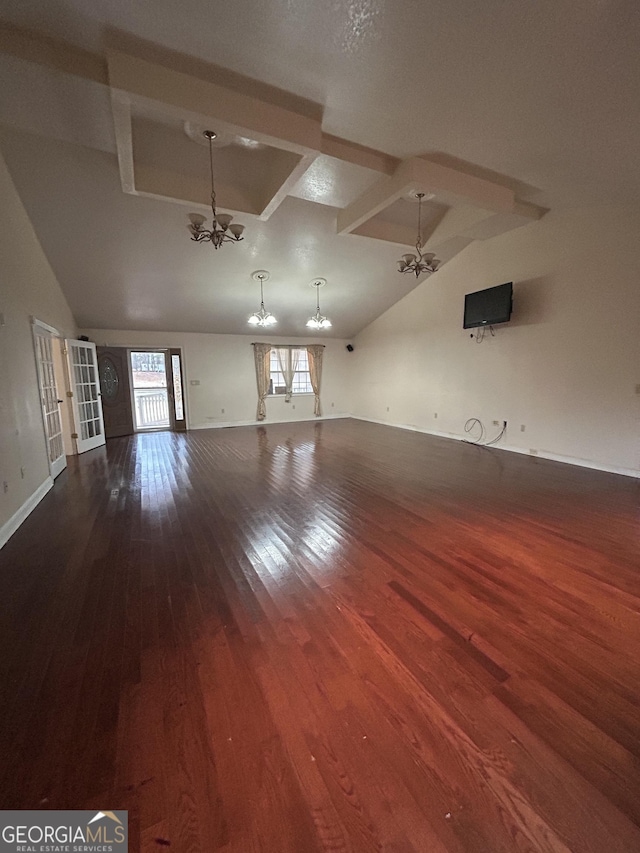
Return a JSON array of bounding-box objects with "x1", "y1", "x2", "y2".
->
[
  {"x1": 463, "y1": 418, "x2": 507, "y2": 447},
  {"x1": 471, "y1": 325, "x2": 496, "y2": 344},
  {"x1": 464, "y1": 418, "x2": 485, "y2": 444}
]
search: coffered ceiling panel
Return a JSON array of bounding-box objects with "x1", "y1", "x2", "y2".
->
[{"x1": 1, "y1": 0, "x2": 637, "y2": 337}]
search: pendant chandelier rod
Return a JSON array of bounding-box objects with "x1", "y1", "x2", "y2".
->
[
  {"x1": 207, "y1": 131, "x2": 217, "y2": 215},
  {"x1": 307, "y1": 279, "x2": 332, "y2": 330},
  {"x1": 397, "y1": 191, "x2": 441, "y2": 278},
  {"x1": 188, "y1": 130, "x2": 246, "y2": 249},
  {"x1": 248, "y1": 270, "x2": 276, "y2": 327}
]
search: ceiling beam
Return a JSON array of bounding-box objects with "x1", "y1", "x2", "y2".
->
[
  {"x1": 0, "y1": 22, "x2": 107, "y2": 84},
  {"x1": 107, "y1": 51, "x2": 322, "y2": 153}
]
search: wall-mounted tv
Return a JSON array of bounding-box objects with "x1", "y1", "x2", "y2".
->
[{"x1": 463, "y1": 282, "x2": 513, "y2": 329}]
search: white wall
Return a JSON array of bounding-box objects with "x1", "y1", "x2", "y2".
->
[
  {"x1": 350, "y1": 205, "x2": 640, "y2": 476},
  {"x1": 80, "y1": 328, "x2": 353, "y2": 428},
  {"x1": 0, "y1": 148, "x2": 77, "y2": 539}
]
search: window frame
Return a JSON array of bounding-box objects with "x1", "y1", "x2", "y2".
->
[{"x1": 268, "y1": 345, "x2": 314, "y2": 397}]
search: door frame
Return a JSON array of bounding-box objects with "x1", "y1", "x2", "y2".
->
[{"x1": 127, "y1": 346, "x2": 188, "y2": 432}]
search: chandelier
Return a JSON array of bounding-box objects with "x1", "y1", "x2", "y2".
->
[
  {"x1": 306, "y1": 279, "x2": 332, "y2": 330},
  {"x1": 248, "y1": 271, "x2": 277, "y2": 327},
  {"x1": 397, "y1": 192, "x2": 440, "y2": 277},
  {"x1": 189, "y1": 130, "x2": 245, "y2": 249}
]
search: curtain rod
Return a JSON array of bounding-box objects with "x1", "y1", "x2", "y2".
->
[{"x1": 251, "y1": 342, "x2": 325, "y2": 347}]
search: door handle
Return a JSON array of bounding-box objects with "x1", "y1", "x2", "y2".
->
[{"x1": 57, "y1": 399, "x2": 64, "y2": 404}]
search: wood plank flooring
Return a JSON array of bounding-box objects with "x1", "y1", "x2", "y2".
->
[{"x1": 1, "y1": 418, "x2": 639, "y2": 851}]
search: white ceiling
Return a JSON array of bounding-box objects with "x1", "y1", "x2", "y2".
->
[{"x1": 1, "y1": 0, "x2": 639, "y2": 336}]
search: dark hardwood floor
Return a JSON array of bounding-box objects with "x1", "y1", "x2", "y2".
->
[{"x1": 1, "y1": 418, "x2": 640, "y2": 852}]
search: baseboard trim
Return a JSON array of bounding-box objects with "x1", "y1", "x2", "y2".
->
[
  {"x1": 351, "y1": 416, "x2": 640, "y2": 480},
  {"x1": 0, "y1": 477, "x2": 54, "y2": 550},
  {"x1": 190, "y1": 413, "x2": 349, "y2": 430}
]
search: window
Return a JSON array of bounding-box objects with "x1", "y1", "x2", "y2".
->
[{"x1": 269, "y1": 347, "x2": 313, "y2": 395}]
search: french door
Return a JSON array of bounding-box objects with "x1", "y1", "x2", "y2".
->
[
  {"x1": 32, "y1": 323, "x2": 67, "y2": 478},
  {"x1": 66, "y1": 339, "x2": 106, "y2": 453}
]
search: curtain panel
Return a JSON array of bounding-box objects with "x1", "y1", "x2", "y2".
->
[
  {"x1": 306, "y1": 345, "x2": 324, "y2": 416},
  {"x1": 276, "y1": 347, "x2": 300, "y2": 402},
  {"x1": 252, "y1": 343, "x2": 271, "y2": 421}
]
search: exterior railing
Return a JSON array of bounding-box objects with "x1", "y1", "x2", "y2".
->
[{"x1": 133, "y1": 388, "x2": 170, "y2": 428}]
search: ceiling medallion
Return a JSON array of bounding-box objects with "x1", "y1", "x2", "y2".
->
[
  {"x1": 188, "y1": 130, "x2": 246, "y2": 249},
  {"x1": 397, "y1": 192, "x2": 441, "y2": 278},
  {"x1": 306, "y1": 279, "x2": 332, "y2": 330},
  {"x1": 248, "y1": 270, "x2": 277, "y2": 327}
]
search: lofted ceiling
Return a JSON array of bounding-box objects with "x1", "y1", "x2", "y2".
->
[{"x1": 1, "y1": 1, "x2": 639, "y2": 337}]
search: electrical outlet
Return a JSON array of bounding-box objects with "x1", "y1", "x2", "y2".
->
[
  {"x1": 434, "y1": 412, "x2": 438, "y2": 419},
  {"x1": 331, "y1": 402, "x2": 334, "y2": 407},
  {"x1": 386, "y1": 406, "x2": 390, "y2": 412},
  {"x1": 520, "y1": 424, "x2": 526, "y2": 432},
  {"x1": 292, "y1": 404, "x2": 295, "y2": 410},
  {"x1": 190, "y1": 379, "x2": 200, "y2": 386},
  {"x1": 221, "y1": 408, "x2": 225, "y2": 414},
  {"x1": 492, "y1": 420, "x2": 500, "y2": 426},
  {"x1": 20, "y1": 467, "x2": 25, "y2": 478}
]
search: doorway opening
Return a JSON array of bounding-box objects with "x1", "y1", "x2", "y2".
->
[
  {"x1": 128, "y1": 349, "x2": 187, "y2": 433},
  {"x1": 130, "y1": 351, "x2": 170, "y2": 430}
]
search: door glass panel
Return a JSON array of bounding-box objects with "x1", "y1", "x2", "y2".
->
[
  {"x1": 70, "y1": 343, "x2": 103, "y2": 440},
  {"x1": 34, "y1": 331, "x2": 64, "y2": 466},
  {"x1": 100, "y1": 357, "x2": 120, "y2": 399},
  {"x1": 171, "y1": 354, "x2": 184, "y2": 422}
]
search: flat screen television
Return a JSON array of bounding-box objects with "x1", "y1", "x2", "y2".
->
[{"x1": 463, "y1": 282, "x2": 513, "y2": 329}]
